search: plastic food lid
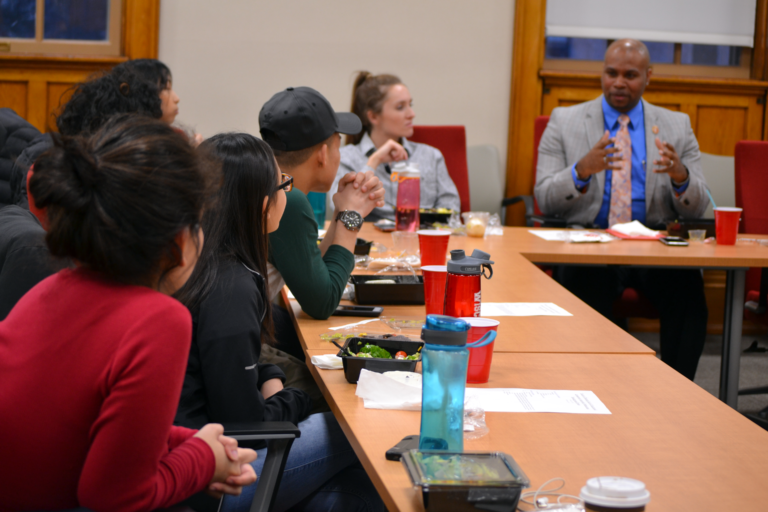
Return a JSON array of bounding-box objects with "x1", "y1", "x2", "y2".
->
[
  {"x1": 580, "y1": 477, "x2": 650, "y2": 508},
  {"x1": 401, "y1": 450, "x2": 530, "y2": 488}
]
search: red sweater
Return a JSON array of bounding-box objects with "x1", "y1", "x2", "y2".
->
[{"x1": 0, "y1": 269, "x2": 214, "y2": 511}]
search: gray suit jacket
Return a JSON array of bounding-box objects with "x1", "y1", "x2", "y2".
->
[{"x1": 534, "y1": 96, "x2": 708, "y2": 227}]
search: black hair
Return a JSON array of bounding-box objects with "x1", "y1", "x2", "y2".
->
[
  {"x1": 30, "y1": 114, "x2": 220, "y2": 287},
  {"x1": 119, "y1": 58, "x2": 173, "y2": 91},
  {"x1": 56, "y1": 64, "x2": 163, "y2": 136},
  {"x1": 175, "y1": 133, "x2": 279, "y2": 343}
]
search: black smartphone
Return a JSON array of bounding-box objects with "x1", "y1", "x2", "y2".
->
[
  {"x1": 659, "y1": 236, "x2": 689, "y2": 246},
  {"x1": 385, "y1": 435, "x2": 420, "y2": 461},
  {"x1": 332, "y1": 305, "x2": 383, "y2": 317}
]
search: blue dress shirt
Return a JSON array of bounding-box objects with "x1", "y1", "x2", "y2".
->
[{"x1": 571, "y1": 97, "x2": 688, "y2": 228}]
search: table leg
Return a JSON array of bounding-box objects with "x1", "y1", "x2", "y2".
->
[{"x1": 719, "y1": 269, "x2": 746, "y2": 407}]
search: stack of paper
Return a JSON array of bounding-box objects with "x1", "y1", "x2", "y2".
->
[
  {"x1": 480, "y1": 303, "x2": 572, "y2": 317},
  {"x1": 354, "y1": 369, "x2": 611, "y2": 414},
  {"x1": 609, "y1": 221, "x2": 659, "y2": 237}
]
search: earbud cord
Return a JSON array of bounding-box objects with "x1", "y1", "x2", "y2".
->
[{"x1": 519, "y1": 478, "x2": 584, "y2": 510}]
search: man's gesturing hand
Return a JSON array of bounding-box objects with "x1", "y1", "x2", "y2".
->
[
  {"x1": 575, "y1": 130, "x2": 622, "y2": 180},
  {"x1": 653, "y1": 137, "x2": 688, "y2": 183}
]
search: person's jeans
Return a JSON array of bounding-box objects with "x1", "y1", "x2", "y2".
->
[{"x1": 221, "y1": 412, "x2": 386, "y2": 512}]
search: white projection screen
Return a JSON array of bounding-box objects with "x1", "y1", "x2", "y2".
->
[{"x1": 546, "y1": 0, "x2": 756, "y2": 47}]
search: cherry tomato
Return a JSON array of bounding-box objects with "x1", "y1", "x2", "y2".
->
[{"x1": 395, "y1": 351, "x2": 407, "y2": 360}]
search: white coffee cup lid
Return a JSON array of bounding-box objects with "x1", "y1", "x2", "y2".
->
[
  {"x1": 580, "y1": 477, "x2": 650, "y2": 508},
  {"x1": 417, "y1": 229, "x2": 451, "y2": 236},
  {"x1": 459, "y1": 317, "x2": 500, "y2": 328}
]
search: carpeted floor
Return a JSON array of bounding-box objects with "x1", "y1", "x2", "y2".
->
[{"x1": 631, "y1": 330, "x2": 768, "y2": 416}]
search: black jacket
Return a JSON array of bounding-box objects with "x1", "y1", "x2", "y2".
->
[
  {"x1": 10, "y1": 133, "x2": 53, "y2": 209},
  {"x1": 175, "y1": 258, "x2": 311, "y2": 431},
  {"x1": 0, "y1": 206, "x2": 65, "y2": 320},
  {"x1": 0, "y1": 109, "x2": 42, "y2": 208}
]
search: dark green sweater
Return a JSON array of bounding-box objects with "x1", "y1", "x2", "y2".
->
[{"x1": 268, "y1": 189, "x2": 355, "y2": 319}]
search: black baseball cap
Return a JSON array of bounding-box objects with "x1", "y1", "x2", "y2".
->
[{"x1": 259, "y1": 86, "x2": 362, "y2": 151}]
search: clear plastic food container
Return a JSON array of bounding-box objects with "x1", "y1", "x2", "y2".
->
[{"x1": 401, "y1": 450, "x2": 530, "y2": 511}]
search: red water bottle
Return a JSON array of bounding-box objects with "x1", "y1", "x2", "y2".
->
[{"x1": 444, "y1": 250, "x2": 494, "y2": 318}]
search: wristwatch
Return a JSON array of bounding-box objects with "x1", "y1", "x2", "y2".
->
[{"x1": 335, "y1": 210, "x2": 363, "y2": 232}]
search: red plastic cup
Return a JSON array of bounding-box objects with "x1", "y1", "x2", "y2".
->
[
  {"x1": 422, "y1": 265, "x2": 448, "y2": 315},
  {"x1": 417, "y1": 229, "x2": 451, "y2": 266},
  {"x1": 714, "y1": 207, "x2": 742, "y2": 245},
  {"x1": 460, "y1": 317, "x2": 499, "y2": 384}
]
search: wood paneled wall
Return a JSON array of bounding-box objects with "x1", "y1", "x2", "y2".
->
[
  {"x1": 0, "y1": 0, "x2": 160, "y2": 133},
  {"x1": 540, "y1": 71, "x2": 767, "y2": 157}
]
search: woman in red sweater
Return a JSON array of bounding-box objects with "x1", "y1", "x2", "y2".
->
[{"x1": 0, "y1": 115, "x2": 256, "y2": 511}]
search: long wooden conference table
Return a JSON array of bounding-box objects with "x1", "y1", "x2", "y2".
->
[{"x1": 287, "y1": 225, "x2": 768, "y2": 511}]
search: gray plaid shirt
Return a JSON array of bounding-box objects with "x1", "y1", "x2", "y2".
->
[{"x1": 332, "y1": 132, "x2": 461, "y2": 220}]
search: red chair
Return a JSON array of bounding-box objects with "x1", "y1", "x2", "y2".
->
[
  {"x1": 502, "y1": 116, "x2": 565, "y2": 227},
  {"x1": 736, "y1": 141, "x2": 768, "y2": 323},
  {"x1": 735, "y1": 141, "x2": 768, "y2": 426},
  {"x1": 410, "y1": 125, "x2": 470, "y2": 213}
]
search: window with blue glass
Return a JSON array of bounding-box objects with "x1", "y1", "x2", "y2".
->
[
  {"x1": 0, "y1": 0, "x2": 35, "y2": 39},
  {"x1": 546, "y1": 37, "x2": 744, "y2": 68},
  {"x1": 44, "y1": 0, "x2": 109, "y2": 41},
  {"x1": 681, "y1": 44, "x2": 742, "y2": 66},
  {"x1": 0, "y1": 0, "x2": 119, "y2": 55},
  {"x1": 545, "y1": 37, "x2": 607, "y2": 60}
]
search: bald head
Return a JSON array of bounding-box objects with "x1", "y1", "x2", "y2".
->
[
  {"x1": 601, "y1": 38, "x2": 652, "y2": 113},
  {"x1": 605, "y1": 39, "x2": 651, "y2": 69}
]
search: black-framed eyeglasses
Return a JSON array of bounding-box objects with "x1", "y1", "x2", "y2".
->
[{"x1": 278, "y1": 173, "x2": 293, "y2": 192}]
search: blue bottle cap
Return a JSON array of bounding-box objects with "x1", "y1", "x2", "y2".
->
[{"x1": 422, "y1": 315, "x2": 469, "y2": 346}]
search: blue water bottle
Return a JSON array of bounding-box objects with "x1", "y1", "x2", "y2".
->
[
  {"x1": 306, "y1": 191, "x2": 326, "y2": 229},
  {"x1": 419, "y1": 314, "x2": 496, "y2": 451}
]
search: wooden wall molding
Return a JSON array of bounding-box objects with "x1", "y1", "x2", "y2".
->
[
  {"x1": 541, "y1": 70, "x2": 768, "y2": 96},
  {"x1": 752, "y1": 0, "x2": 768, "y2": 81},
  {"x1": 504, "y1": 0, "x2": 547, "y2": 226},
  {"x1": 123, "y1": 0, "x2": 160, "y2": 60}
]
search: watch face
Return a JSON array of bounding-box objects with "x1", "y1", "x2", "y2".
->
[{"x1": 339, "y1": 210, "x2": 363, "y2": 231}]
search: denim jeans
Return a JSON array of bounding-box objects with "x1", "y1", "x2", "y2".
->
[{"x1": 221, "y1": 412, "x2": 386, "y2": 512}]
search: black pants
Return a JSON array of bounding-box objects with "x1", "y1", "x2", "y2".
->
[
  {"x1": 272, "y1": 304, "x2": 306, "y2": 361},
  {"x1": 555, "y1": 266, "x2": 708, "y2": 380}
]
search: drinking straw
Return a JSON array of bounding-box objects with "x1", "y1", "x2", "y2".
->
[{"x1": 705, "y1": 188, "x2": 717, "y2": 210}]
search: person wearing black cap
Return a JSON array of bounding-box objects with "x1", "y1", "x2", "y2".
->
[{"x1": 259, "y1": 87, "x2": 384, "y2": 356}]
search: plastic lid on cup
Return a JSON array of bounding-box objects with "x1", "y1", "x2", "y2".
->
[{"x1": 580, "y1": 477, "x2": 650, "y2": 508}]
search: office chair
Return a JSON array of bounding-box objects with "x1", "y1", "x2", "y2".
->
[
  {"x1": 734, "y1": 140, "x2": 768, "y2": 429},
  {"x1": 409, "y1": 125, "x2": 471, "y2": 213},
  {"x1": 41, "y1": 422, "x2": 300, "y2": 512}
]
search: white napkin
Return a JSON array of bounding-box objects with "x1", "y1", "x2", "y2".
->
[
  {"x1": 310, "y1": 354, "x2": 343, "y2": 370},
  {"x1": 355, "y1": 369, "x2": 422, "y2": 410},
  {"x1": 609, "y1": 220, "x2": 659, "y2": 237}
]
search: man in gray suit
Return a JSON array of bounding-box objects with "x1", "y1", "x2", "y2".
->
[{"x1": 534, "y1": 39, "x2": 708, "y2": 380}]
